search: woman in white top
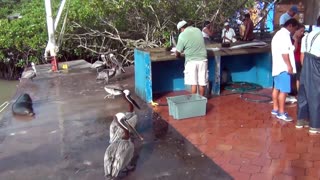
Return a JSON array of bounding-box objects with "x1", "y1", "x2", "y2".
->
[
  {"x1": 202, "y1": 21, "x2": 214, "y2": 44},
  {"x1": 222, "y1": 22, "x2": 237, "y2": 43}
]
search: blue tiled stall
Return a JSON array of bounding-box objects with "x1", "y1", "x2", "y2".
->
[{"x1": 134, "y1": 45, "x2": 273, "y2": 103}]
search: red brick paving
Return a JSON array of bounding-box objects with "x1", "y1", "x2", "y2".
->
[{"x1": 152, "y1": 89, "x2": 320, "y2": 180}]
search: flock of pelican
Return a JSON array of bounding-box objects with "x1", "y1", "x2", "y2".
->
[
  {"x1": 20, "y1": 53, "x2": 123, "y2": 83},
  {"x1": 19, "y1": 56, "x2": 140, "y2": 179},
  {"x1": 93, "y1": 54, "x2": 141, "y2": 178},
  {"x1": 92, "y1": 54, "x2": 125, "y2": 84},
  {"x1": 103, "y1": 86, "x2": 143, "y2": 179}
]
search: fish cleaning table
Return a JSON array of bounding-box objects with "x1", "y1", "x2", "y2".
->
[{"x1": 134, "y1": 41, "x2": 273, "y2": 103}]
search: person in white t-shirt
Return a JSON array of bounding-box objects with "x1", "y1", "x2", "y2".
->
[
  {"x1": 271, "y1": 18, "x2": 299, "y2": 122},
  {"x1": 296, "y1": 16, "x2": 320, "y2": 134},
  {"x1": 221, "y1": 22, "x2": 237, "y2": 43}
]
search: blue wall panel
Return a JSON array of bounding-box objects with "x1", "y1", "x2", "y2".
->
[{"x1": 134, "y1": 49, "x2": 152, "y2": 102}]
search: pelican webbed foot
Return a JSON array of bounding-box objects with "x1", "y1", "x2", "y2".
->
[{"x1": 104, "y1": 174, "x2": 115, "y2": 180}]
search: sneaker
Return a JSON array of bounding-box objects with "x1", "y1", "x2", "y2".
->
[
  {"x1": 295, "y1": 120, "x2": 309, "y2": 128},
  {"x1": 309, "y1": 128, "x2": 320, "y2": 134},
  {"x1": 271, "y1": 109, "x2": 278, "y2": 115},
  {"x1": 286, "y1": 96, "x2": 297, "y2": 104},
  {"x1": 276, "y1": 112, "x2": 293, "y2": 122}
]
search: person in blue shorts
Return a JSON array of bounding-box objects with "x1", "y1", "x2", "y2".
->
[{"x1": 271, "y1": 18, "x2": 299, "y2": 121}]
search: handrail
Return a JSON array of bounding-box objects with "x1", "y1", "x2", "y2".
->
[{"x1": 0, "y1": 101, "x2": 9, "y2": 113}]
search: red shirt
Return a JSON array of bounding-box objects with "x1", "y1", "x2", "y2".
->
[{"x1": 292, "y1": 39, "x2": 301, "y2": 63}]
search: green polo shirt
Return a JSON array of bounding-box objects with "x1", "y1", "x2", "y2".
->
[{"x1": 176, "y1": 26, "x2": 207, "y2": 62}]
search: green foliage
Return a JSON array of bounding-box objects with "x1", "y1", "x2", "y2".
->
[
  {"x1": 0, "y1": 0, "x2": 48, "y2": 66},
  {"x1": 0, "y1": 0, "x2": 275, "y2": 79}
]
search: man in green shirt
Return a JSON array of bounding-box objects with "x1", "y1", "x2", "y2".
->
[{"x1": 175, "y1": 20, "x2": 208, "y2": 96}]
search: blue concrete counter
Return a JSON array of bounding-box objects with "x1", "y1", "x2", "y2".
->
[{"x1": 134, "y1": 42, "x2": 272, "y2": 103}]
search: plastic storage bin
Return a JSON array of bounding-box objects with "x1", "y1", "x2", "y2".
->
[{"x1": 166, "y1": 94, "x2": 207, "y2": 120}]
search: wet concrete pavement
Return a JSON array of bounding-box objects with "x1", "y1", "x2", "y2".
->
[
  {"x1": 154, "y1": 90, "x2": 320, "y2": 180},
  {"x1": 0, "y1": 60, "x2": 231, "y2": 180}
]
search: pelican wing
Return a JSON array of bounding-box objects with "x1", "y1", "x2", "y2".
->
[
  {"x1": 109, "y1": 120, "x2": 124, "y2": 143},
  {"x1": 108, "y1": 68, "x2": 117, "y2": 78},
  {"x1": 96, "y1": 71, "x2": 108, "y2": 80},
  {"x1": 104, "y1": 142, "x2": 118, "y2": 176},
  {"x1": 112, "y1": 140, "x2": 134, "y2": 177},
  {"x1": 110, "y1": 55, "x2": 125, "y2": 73},
  {"x1": 91, "y1": 60, "x2": 104, "y2": 69},
  {"x1": 21, "y1": 70, "x2": 36, "y2": 79},
  {"x1": 104, "y1": 85, "x2": 124, "y2": 96}
]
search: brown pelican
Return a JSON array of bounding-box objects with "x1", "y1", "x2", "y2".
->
[
  {"x1": 108, "y1": 53, "x2": 125, "y2": 75},
  {"x1": 96, "y1": 67, "x2": 116, "y2": 84},
  {"x1": 104, "y1": 112, "x2": 143, "y2": 178},
  {"x1": 91, "y1": 54, "x2": 107, "y2": 72},
  {"x1": 104, "y1": 85, "x2": 126, "y2": 99},
  {"x1": 91, "y1": 60, "x2": 105, "y2": 70},
  {"x1": 108, "y1": 88, "x2": 141, "y2": 143},
  {"x1": 20, "y1": 62, "x2": 36, "y2": 81}
]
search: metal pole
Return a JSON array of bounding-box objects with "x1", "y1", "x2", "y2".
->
[
  {"x1": 44, "y1": 0, "x2": 58, "y2": 72},
  {"x1": 54, "y1": 0, "x2": 67, "y2": 30}
]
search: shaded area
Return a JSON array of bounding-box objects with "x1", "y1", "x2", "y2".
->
[
  {"x1": 0, "y1": 61, "x2": 232, "y2": 180},
  {"x1": 126, "y1": 112, "x2": 232, "y2": 180}
]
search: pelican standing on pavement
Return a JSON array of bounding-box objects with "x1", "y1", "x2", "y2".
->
[
  {"x1": 20, "y1": 62, "x2": 37, "y2": 81},
  {"x1": 104, "y1": 112, "x2": 143, "y2": 178},
  {"x1": 96, "y1": 67, "x2": 117, "y2": 84},
  {"x1": 106, "y1": 87, "x2": 141, "y2": 143},
  {"x1": 109, "y1": 53, "x2": 125, "y2": 75},
  {"x1": 91, "y1": 54, "x2": 107, "y2": 72}
]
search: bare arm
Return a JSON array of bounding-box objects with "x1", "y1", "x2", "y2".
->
[
  {"x1": 203, "y1": 27, "x2": 213, "y2": 36},
  {"x1": 244, "y1": 23, "x2": 250, "y2": 40},
  {"x1": 175, "y1": 51, "x2": 182, "y2": 58},
  {"x1": 292, "y1": 37, "x2": 299, "y2": 52},
  {"x1": 244, "y1": 22, "x2": 253, "y2": 41},
  {"x1": 223, "y1": 36, "x2": 232, "y2": 41},
  {"x1": 282, "y1": 54, "x2": 293, "y2": 74},
  {"x1": 300, "y1": 53, "x2": 304, "y2": 65},
  {"x1": 176, "y1": 51, "x2": 185, "y2": 58}
]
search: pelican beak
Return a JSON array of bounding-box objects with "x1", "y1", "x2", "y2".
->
[
  {"x1": 120, "y1": 67, "x2": 126, "y2": 73},
  {"x1": 126, "y1": 95, "x2": 141, "y2": 110},
  {"x1": 122, "y1": 119, "x2": 144, "y2": 141}
]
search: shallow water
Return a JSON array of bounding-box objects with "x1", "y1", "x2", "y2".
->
[{"x1": 0, "y1": 80, "x2": 18, "y2": 116}]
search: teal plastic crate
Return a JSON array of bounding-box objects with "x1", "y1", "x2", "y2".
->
[{"x1": 166, "y1": 94, "x2": 207, "y2": 120}]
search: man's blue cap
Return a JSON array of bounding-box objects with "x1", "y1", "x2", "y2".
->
[{"x1": 290, "y1": 5, "x2": 298, "y2": 13}]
